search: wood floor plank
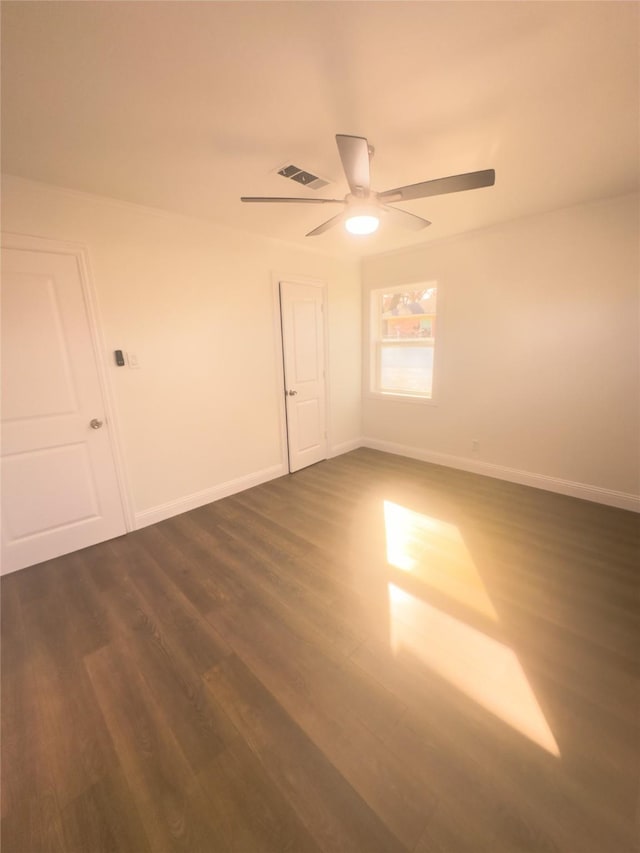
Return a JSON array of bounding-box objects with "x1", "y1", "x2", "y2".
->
[
  {"x1": 2, "y1": 448, "x2": 638, "y2": 852},
  {"x1": 195, "y1": 742, "x2": 324, "y2": 853},
  {"x1": 201, "y1": 491, "x2": 397, "y2": 651},
  {"x1": 115, "y1": 535, "x2": 231, "y2": 676},
  {"x1": 180, "y1": 510, "x2": 368, "y2": 657},
  {"x1": 75, "y1": 543, "x2": 233, "y2": 777},
  {"x1": 58, "y1": 770, "x2": 152, "y2": 853},
  {"x1": 203, "y1": 653, "x2": 407, "y2": 853},
  {"x1": 2, "y1": 580, "x2": 118, "y2": 817},
  {"x1": 1, "y1": 792, "x2": 66, "y2": 853},
  {"x1": 0, "y1": 579, "x2": 30, "y2": 819},
  {"x1": 98, "y1": 596, "x2": 228, "y2": 776},
  {"x1": 133, "y1": 520, "x2": 250, "y2": 615},
  {"x1": 352, "y1": 635, "x2": 637, "y2": 852},
  {"x1": 84, "y1": 641, "x2": 227, "y2": 853},
  {"x1": 205, "y1": 596, "x2": 439, "y2": 849}
]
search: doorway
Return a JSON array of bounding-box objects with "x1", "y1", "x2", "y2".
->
[
  {"x1": 1, "y1": 236, "x2": 128, "y2": 574},
  {"x1": 278, "y1": 279, "x2": 328, "y2": 473}
]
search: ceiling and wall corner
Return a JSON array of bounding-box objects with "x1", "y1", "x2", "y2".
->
[
  {"x1": 0, "y1": 174, "x2": 363, "y2": 521},
  {"x1": 361, "y1": 192, "x2": 640, "y2": 506},
  {"x1": 1, "y1": 1, "x2": 638, "y2": 256},
  {"x1": 1, "y1": 2, "x2": 638, "y2": 523}
]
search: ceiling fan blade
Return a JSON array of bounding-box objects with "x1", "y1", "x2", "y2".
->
[
  {"x1": 381, "y1": 204, "x2": 431, "y2": 231},
  {"x1": 378, "y1": 169, "x2": 495, "y2": 203},
  {"x1": 335, "y1": 134, "x2": 371, "y2": 196},
  {"x1": 306, "y1": 211, "x2": 346, "y2": 237},
  {"x1": 241, "y1": 196, "x2": 344, "y2": 204}
]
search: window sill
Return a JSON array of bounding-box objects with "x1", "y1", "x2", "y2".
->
[{"x1": 365, "y1": 391, "x2": 438, "y2": 406}]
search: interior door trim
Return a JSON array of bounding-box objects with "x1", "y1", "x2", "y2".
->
[
  {"x1": 271, "y1": 272, "x2": 331, "y2": 473},
  {"x1": 1, "y1": 232, "x2": 135, "y2": 532}
]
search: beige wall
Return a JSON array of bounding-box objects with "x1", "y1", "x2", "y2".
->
[
  {"x1": 1, "y1": 176, "x2": 362, "y2": 520},
  {"x1": 362, "y1": 194, "x2": 639, "y2": 499},
  {"x1": 3, "y1": 177, "x2": 637, "y2": 515}
]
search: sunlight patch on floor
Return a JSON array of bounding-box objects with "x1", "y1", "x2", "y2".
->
[
  {"x1": 388, "y1": 583, "x2": 560, "y2": 756},
  {"x1": 384, "y1": 502, "x2": 560, "y2": 757},
  {"x1": 383, "y1": 500, "x2": 498, "y2": 620}
]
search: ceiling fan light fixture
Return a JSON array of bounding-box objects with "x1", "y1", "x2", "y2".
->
[
  {"x1": 242, "y1": 133, "x2": 495, "y2": 237},
  {"x1": 345, "y1": 213, "x2": 380, "y2": 235}
]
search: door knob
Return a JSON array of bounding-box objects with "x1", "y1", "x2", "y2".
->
[
  {"x1": 287, "y1": 390, "x2": 298, "y2": 396},
  {"x1": 89, "y1": 418, "x2": 104, "y2": 429}
]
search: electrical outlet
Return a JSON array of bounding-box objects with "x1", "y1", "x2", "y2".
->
[{"x1": 472, "y1": 439, "x2": 480, "y2": 452}]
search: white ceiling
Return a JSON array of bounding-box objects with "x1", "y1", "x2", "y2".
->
[{"x1": 2, "y1": 1, "x2": 638, "y2": 257}]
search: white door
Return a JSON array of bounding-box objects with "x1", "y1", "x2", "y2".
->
[
  {"x1": 279, "y1": 280, "x2": 327, "y2": 473},
  {"x1": 1, "y1": 243, "x2": 127, "y2": 575}
]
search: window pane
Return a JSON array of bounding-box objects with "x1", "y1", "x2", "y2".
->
[
  {"x1": 380, "y1": 345, "x2": 434, "y2": 396},
  {"x1": 371, "y1": 282, "x2": 437, "y2": 399},
  {"x1": 381, "y1": 287, "x2": 437, "y2": 340}
]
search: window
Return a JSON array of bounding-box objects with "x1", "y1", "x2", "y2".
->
[{"x1": 369, "y1": 282, "x2": 438, "y2": 399}]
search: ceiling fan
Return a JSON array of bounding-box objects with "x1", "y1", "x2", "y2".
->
[{"x1": 241, "y1": 134, "x2": 495, "y2": 237}]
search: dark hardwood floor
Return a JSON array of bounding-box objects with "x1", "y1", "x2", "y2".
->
[{"x1": 1, "y1": 448, "x2": 638, "y2": 852}]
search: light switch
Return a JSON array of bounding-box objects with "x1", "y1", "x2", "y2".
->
[{"x1": 127, "y1": 352, "x2": 140, "y2": 369}]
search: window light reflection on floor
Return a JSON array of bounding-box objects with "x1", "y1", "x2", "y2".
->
[
  {"x1": 384, "y1": 502, "x2": 560, "y2": 757},
  {"x1": 383, "y1": 500, "x2": 498, "y2": 621}
]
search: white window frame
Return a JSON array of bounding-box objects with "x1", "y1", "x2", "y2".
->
[{"x1": 366, "y1": 280, "x2": 439, "y2": 404}]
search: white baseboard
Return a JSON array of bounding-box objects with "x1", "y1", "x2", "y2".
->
[
  {"x1": 133, "y1": 442, "x2": 639, "y2": 529},
  {"x1": 134, "y1": 463, "x2": 287, "y2": 529},
  {"x1": 329, "y1": 438, "x2": 364, "y2": 458},
  {"x1": 360, "y1": 438, "x2": 640, "y2": 513}
]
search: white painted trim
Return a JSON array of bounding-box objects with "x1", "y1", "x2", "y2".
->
[
  {"x1": 364, "y1": 391, "x2": 439, "y2": 406},
  {"x1": 360, "y1": 438, "x2": 640, "y2": 513},
  {"x1": 320, "y1": 286, "x2": 333, "y2": 458},
  {"x1": 329, "y1": 438, "x2": 363, "y2": 458},
  {"x1": 271, "y1": 272, "x2": 330, "y2": 472},
  {"x1": 75, "y1": 246, "x2": 136, "y2": 531},
  {"x1": 0, "y1": 232, "x2": 136, "y2": 531},
  {"x1": 134, "y1": 463, "x2": 287, "y2": 529},
  {"x1": 271, "y1": 274, "x2": 290, "y2": 474},
  {"x1": 362, "y1": 277, "x2": 442, "y2": 405}
]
